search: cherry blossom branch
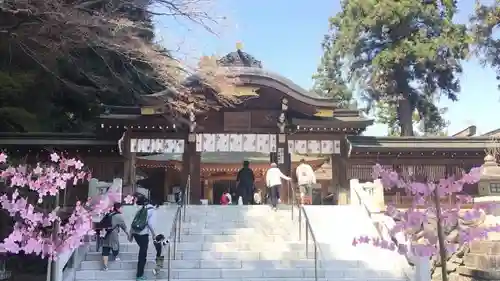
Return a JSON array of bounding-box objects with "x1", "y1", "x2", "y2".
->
[
  {"x1": 353, "y1": 164, "x2": 500, "y2": 259},
  {"x1": 0, "y1": 152, "x2": 118, "y2": 259}
]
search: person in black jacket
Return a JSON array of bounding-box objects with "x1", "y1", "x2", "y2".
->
[{"x1": 236, "y1": 160, "x2": 255, "y2": 205}]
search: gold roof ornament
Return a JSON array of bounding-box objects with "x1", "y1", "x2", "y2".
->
[
  {"x1": 314, "y1": 109, "x2": 334, "y2": 117},
  {"x1": 140, "y1": 107, "x2": 155, "y2": 115},
  {"x1": 236, "y1": 41, "x2": 243, "y2": 50}
]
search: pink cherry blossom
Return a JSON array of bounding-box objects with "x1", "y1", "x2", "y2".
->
[
  {"x1": 74, "y1": 160, "x2": 84, "y2": 170},
  {"x1": 353, "y1": 163, "x2": 499, "y2": 258},
  {"x1": 0, "y1": 152, "x2": 115, "y2": 259},
  {"x1": 124, "y1": 194, "x2": 135, "y2": 204},
  {"x1": 0, "y1": 152, "x2": 7, "y2": 163},
  {"x1": 50, "y1": 152, "x2": 60, "y2": 163}
]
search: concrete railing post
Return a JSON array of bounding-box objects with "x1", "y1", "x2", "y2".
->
[{"x1": 414, "y1": 256, "x2": 431, "y2": 281}]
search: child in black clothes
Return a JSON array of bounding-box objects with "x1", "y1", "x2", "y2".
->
[{"x1": 152, "y1": 234, "x2": 166, "y2": 275}]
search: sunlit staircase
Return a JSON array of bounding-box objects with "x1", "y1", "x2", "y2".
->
[
  {"x1": 304, "y1": 205, "x2": 411, "y2": 281},
  {"x1": 74, "y1": 204, "x2": 411, "y2": 281}
]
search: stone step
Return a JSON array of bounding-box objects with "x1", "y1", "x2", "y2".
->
[
  {"x1": 76, "y1": 279, "x2": 407, "y2": 281},
  {"x1": 178, "y1": 228, "x2": 294, "y2": 235},
  {"x1": 90, "y1": 242, "x2": 313, "y2": 252},
  {"x1": 177, "y1": 233, "x2": 296, "y2": 242},
  {"x1": 85, "y1": 250, "x2": 314, "y2": 261},
  {"x1": 463, "y1": 253, "x2": 500, "y2": 269},
  {"x1": 80, "y1": 259, "x2": 333, "y2": 270},
  {"x1": 77, "y1": 279, "x2": 329, "y2": 281},
  {"x1": 469, "y1": 240, "x2": 500, "y2": 255},
  {"x1": 75, "y1": 267, "x2": 402, "y2": 280}
]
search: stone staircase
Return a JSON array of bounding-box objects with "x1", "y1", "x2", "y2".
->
[
  {"x1": 74, "y1": 205, "x2": 178, "y2": 281},
  {"x1": 303, "y1": 205, "x2": 410, "y2": 281},
  {"x1": 73, "y1": 204, "x2": 411, "y2": 281}
]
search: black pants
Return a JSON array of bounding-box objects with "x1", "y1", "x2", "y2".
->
[
  {"x1": 270, "y1": 185, "x2": 280, "y2": 208},
  {"x1": 237, "y1": 188, "x2": 250, "y2": 205},
  {"x1": 153, "y1": 241, "x2": 162, "y2": 258},
  {"x1": 133, "y1": 234, "x2": 149, "y2": 278},
  {"x1": 101, "y1": 246, "x2": 119, "y2": 257}
]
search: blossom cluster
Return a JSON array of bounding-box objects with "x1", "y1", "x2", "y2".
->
[
  {"x1": 0, "y1": 152, "x2": 116, "y2": 259},
  {"x1": 353, "y1": 164, "x2": 499, "y2": 257}
]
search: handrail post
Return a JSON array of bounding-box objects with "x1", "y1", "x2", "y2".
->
[
  {"x1": 177, "y1": 208, "x2": 182, "y2": 243},
  {"x1": 290, "y1": 182, "x2": 294, "y2": 220},
  {"x1": 166, "y1": 243, "x2": 171, "y2": 281},
  {"x1": 173, "y1": 217, "x2": 177, "y2": 260},
  {"x1": 314, "y1": 245, "x2": 318, "y2": 281},
  {"x1": 305, "y1": 223, "x2": 309, "y2": 258},
  {"x1": 183, "y1": 175, "x2": 190, "y2": 222},
  {"x1": 298, "y1": 207, "x2": 302, "y2": 240}
]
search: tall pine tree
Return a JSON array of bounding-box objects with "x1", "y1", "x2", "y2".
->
[{"x1": 317, "y1": 0, "x2": 468, "y2": 136}]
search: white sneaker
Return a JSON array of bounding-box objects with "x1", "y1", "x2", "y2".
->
[{"x1": 278, "y1": 198, "x2": 281, "y2": 203}]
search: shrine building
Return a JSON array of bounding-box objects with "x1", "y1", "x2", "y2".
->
[{"x1": 1, "y1": 47, "x2": 500, "y2": 206}]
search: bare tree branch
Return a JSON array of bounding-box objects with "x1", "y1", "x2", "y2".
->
[{"x1": 0, "y1": 0, "x2": 237, "y2": 117}]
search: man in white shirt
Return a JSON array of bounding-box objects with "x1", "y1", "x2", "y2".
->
[
  {"x1": 265, "y1": 163, "x2": 291, "y2": 210},
  {"x1": 296, "y1": 159, "x2": 316, "y2": 203}
]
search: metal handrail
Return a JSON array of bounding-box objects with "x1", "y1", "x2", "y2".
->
[
  {"x1": 166, "y1": 175, "x2": 189, "y2": 281},
  {"x1": 298, "y1": 206, "x2": 319, "y2": 281},
  {"x1": 165, "y1": 204, "x2": 182, "y2": 281},
  {"x1": 183, "y1": 175, "x2": 190, "y2": 222},
  {"x1": 287, "y1": 181, "x2": 298, "y2": 220}
]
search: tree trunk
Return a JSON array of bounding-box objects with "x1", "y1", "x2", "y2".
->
[
  {"x1": 397, "y1": 94, "x2": 414, "y2": 136},
  {"x1": 434, "y1": 189, "x2": 448, "y2": 281}
]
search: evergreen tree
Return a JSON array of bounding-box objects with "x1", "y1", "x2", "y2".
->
[
  {"x1": 319, "y1": 0, "x2": 468, "y2": 136},
  {"x1": 471, "y1": 0, "x2": 500, "y2": 90},
  {"x1": 312, "y1": 35, "x2": 353, "y2": 107}
]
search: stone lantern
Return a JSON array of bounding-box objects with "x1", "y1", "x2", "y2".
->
[{"x1": 478, "y1": 154, "x2": 500, "y2": 196}]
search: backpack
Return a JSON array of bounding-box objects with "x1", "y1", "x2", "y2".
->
[
  {"x1": 131, "y1": 206, "x2": 152, "y2": 232},
  {"x1": 97, "y1": 212, "x2": 117, "y2": 238}
]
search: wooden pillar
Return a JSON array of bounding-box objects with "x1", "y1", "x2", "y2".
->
[
  {"x1": 336, "y1": 137, "x2": 349, "y2": 205},
  {"x1": 190, "y1": 151, "x2": 201, "y2": 203},
  {"x1": 164, "y1": 168, "x2": 170, "y2": 202},
  {"x1": 329, "y1": 156, "x2": 340, "y2": 202},
  {"x1": 276, "y1": 134, "x2": 291, "y2": 203},
  {"x1": 129, "y1": 153, "x2": 137, "y2": 193},
  {"x1": 184, "y1": 133, "x2": 201, "y2": 204},
  {"x1": 182, "y1": 135, "x2": 192, "y2": 202},
  {"x1": 123, "y1": 129, "x2": 131, "y2": 186}
]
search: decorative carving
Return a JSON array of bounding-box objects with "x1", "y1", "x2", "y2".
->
[
  {"x1": 224, "y1": 112, "x2": 251, "y2": 132},
  {"x1": 217, "y1": 50, "x2": 263, "y2": 68},
  {"x1": 277, "y1": 98, "x2": 288, "y2": 134},
  {"x1": 189, "y1": 110, "x2": 197, "y2": 133},
  {"x1": 281, "y1": 98, "x2": 288, "y2": 111}
]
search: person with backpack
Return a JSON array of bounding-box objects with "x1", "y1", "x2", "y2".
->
[
  {"x1": 128, "y1": 193, "x2": 156, "y2": 281},
  {"x1": 99, "y1": 202, "x2": 128, "y2": 271},
  {"x1": 296, "y1": 158, "x2": 316, "y2": 204}
]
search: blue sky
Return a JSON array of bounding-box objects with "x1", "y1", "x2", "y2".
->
[{"x1": 154, "y1": 0, "x2": 499, "y2": 136}]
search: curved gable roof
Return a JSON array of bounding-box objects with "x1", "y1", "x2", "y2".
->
[{"x1": 225, "y1": 66, "x2": 338, "y2": 108}]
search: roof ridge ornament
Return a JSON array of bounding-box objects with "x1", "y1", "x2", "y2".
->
[{"x1": 217, "y1": 42, "x2": 263, "y2": 68}]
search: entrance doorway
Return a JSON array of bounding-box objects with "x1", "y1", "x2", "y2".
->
[{"x1": 213, "y1": 180, "x2": 237, "y2": 204}]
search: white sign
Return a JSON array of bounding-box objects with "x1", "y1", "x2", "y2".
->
[
  {"x1": 130, "y1": 138, "x2": 185, "y2": 153},
  {"x1": 278, "y1": 148, "x2": 285, "y2": 164},
  {"x1": 286, "y1": 140, "x2": 337, "y2": 155},
  {"x1": 196, "y1": 134, "x2": 277, "y2": 153}
]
